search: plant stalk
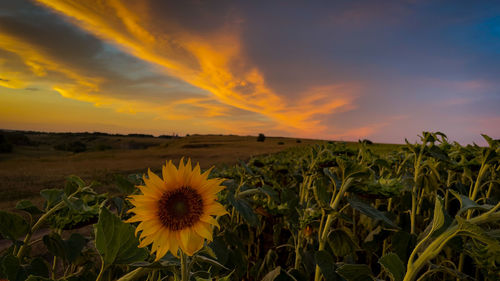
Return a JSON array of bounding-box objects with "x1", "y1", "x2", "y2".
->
[
  {"x1": 181, "y1": 250, "x2": 189, "y2": 281},
  {"x1": 314, "y1": 178, "x2": 353, "y2": 281}
]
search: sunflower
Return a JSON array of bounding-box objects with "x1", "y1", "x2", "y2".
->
[{"x1": 126, "y1": 158, "x2": 227, "y2": 260}]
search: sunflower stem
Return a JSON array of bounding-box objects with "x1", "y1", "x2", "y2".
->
[
  {"x1": 180, "y1": 250, "x2": 189, "y2": 281},
  {"x1": 95, "y1": 261, "x2": 106, "y2": 281}
]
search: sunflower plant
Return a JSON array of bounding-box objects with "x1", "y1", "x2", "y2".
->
[{"x1": 125, "y1": 158, "x2": 228, "y2": 281}]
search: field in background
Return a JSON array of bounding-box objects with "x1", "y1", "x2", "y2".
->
[{"x1": 0, "y1": 131, "x2": 401, "y2": 210}]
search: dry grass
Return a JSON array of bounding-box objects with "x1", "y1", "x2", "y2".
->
[{"x1": 0, "y1": 134, "x2": 323, "y2": 210}]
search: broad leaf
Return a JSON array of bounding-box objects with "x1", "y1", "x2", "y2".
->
[
  {"x1": 94, "y1": 207, "x2": 148, "y2": 267},
  {"x1": 26, "y1": 257, "x2": 49, "y2": 278},
  {"x1": 114, "y1": 174, "x2": 136, "y2": 195},
  {"x1": 66, "y1": 233, "x2": 87, "y2": 263},
  {"x1": 336, "y1": 264, "x2": 374, "y2": 281},
  {"x1": 40, "y1": 189, "x2": 64, "y2": 208},
  {"x1": 315, "y1": 250, "x2": 342, "y2": 281},
  {"x1": 43, "y1": 233, "x2": 66, "y2": 259},
  {"x1": 378, "y1": 253, "x2": 405, "y2": 281},
  {"x1": 228, "y1": 193, "x2": 259, "y2": 227},
  {"x1": 15, "y1": 200, "x2": 43, "y2": 215},
  {"x1": 328, "y1": 229, "x2": 358, "y2": 257},
  {"x1": 391, "y1": 231, "x2": 416, "y2": 263},
  {"x1": 456, "y1": 217, "x2": 500, "y2": 249},
  {"x1": 1, "y1": 254, "x2": 27, "y2": 281},
  {"x1": 261, "y1": 266, "x2": 296, "y2": 281},
  {"x1": 0, "y1": 211, "x2": 29, "y2": 241},
  {"x1": 193, "y1": 254, "x2": 229, "y2": 270},
  {"x1": 347, "y1": 197, "x2": 398, "y2": 228},
  {"x1": 429, "y1": 196, "x2": 445, "y2": 235},
  {"x1": 449, "y1": 190, "x2": 493, "y2": 216},
  {"x1": 261, "y1": 267, "x2": 282, "y2": 281}
]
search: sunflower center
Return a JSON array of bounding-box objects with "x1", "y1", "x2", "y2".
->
[{"x1": 158, "y1": 186, "x2": 204, "y2": 231}]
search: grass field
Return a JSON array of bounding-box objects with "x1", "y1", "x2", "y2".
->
[
  {"x1": 0, "y1": 131, "x2": 401, "y2": 210},
  {"x1": 0, "y1": 132, "x2": 314, "y2": 209}
]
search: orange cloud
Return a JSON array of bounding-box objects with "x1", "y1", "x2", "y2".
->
[
  {"x1": 0, "y1": 27, "x2": 237, "y2": 126},
  {"x1": 33, "y1": 0, "x2": 358, "y2": 135}
]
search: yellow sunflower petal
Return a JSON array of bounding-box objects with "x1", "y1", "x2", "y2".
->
[
  {"x1": 198, "y1": 181, "x2": 225, "y2": 195},
  {"x1": 162, "y1": 160, "x2": 178, "y2": 186},
  {"x1": 179, "y1": 229, "x2": 204, "y2": 256},
  {"x1": 200, "y1": 215, "x2": 220, "y2": 229},
  {"x1": 169, "y1": 231, "x2": 180, "y2": 257},
  {"x1": 154, "y1": 230, "x2": 171, "y2": 261},
  {"x1": 125, "y1": 214, "x2": 156, "y2": 223},
  {"x1": 138, "y1": 232, "x2": 158, "y2": 248},
  {"x1": 144, "y1": 169, "x2": 165, "y2": 191},
  {"x1": 193, "y1": 222, "x2": 213, "y2": 241},
  {"x1": 138, "y1": 220, "x2": 163, "y2": 237},
  {"x1": 206, "y1": 202, "x2": 229, "y2": 216}
]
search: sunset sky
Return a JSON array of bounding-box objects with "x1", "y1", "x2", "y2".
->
[{"x1": 1, "y1": 0, "x2": 499, "y2": 144}]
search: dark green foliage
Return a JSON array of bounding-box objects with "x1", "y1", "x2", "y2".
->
[
  {"x1": 257, "y1": 133, "x2": 266, "y2": 142},
  {"x1": 95, "y1": 143, "x2": 112, "y2": 151},
  {"x1": 54, "y1": 141, "x2": 87, "y2": 153},
  {"x1": 379, "y1": 253, "x2": 405, "y2": 281},
  {"x1": 0, "y1": 211, "x2": 29, "y2": 241},
  {"x1": 94, "y1": 208, "x2": 148, "y2": 267},
  {"x1": 5, "y1": 133, "x2": 34, "y2": 146},
  {"x1": 126, "y1": 140, "x2": 156, "y2": 149},
  {"x1": 0, "y1": 134, "x2": 13, "y2": 153}
]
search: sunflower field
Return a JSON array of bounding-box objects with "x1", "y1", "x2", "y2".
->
[{"x1": 0, "y1": 132, "x2": 499, "y2": 281}]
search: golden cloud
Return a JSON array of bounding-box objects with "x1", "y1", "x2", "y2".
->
[{"x1": 33, "y1": 0, "x2": 358, "y2": 135}]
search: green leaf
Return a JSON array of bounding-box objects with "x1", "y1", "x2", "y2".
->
[
  {"x1": 228, "y1": 194, "x2": 259, "y2": 227},
  {"x1": 428, "y1": 145, "x2": 449, "y2": 162},
  {"x1": 114, "y1": 174, "x2": 136, "y2": 195},
  {"x1": 66, "y1": 175, "x2": 86, "y2": 189},
  {"x1": 347, "y1": 197, "x2": 398, "y2": 228},
  {"x1": 378, "y1": 253, "x2": 405, "y2": 281},
  {"x1": 261, "y1": 267, "x2": 282, "y2": 281},
  {"x1": 336, "y1": 264, "x2": 374, "y2": 281},
  {"x1": 261, "y1": 266, "x2": 296, "y2": 281},
  {"x1": 16, "y1": 200, "x2": 43, "y2": 215},
  {"x1": 217, "y1": 271, "x2": 234, "y2": 281},
  {"x1": 258, "y1": 185, "x2": 279, "y2": 201},
  {"x1": 429, "y1": 196, "x2": 445, "y2": 235},
  {"x1": 94, "y1": 207, "x2": 148, "y2": 267},
  {"x1": 481, "y1": 134, "x2": 498, "y2": 149},
  {"x1": 66, "y1": 233, "x2": 87, "y2": 263},
  {"x1": 26, "y1": 257, "x2": 49, "y2": 278},
  {"x1": 391, "y1": 231, "x2": 416, "y2": 263},
  {"x1": 328, "y1": 229, "x2": 358, "y2": 257},
  {"x1": 193, "y1": 254, "x2": 229, "y2": 270},
  {"x1": 0, "y1": 210, "x2": 29, "y2": 241},
  {"x1": 61, "y1": 196, "x2": 86, "y2": 212},
  {"x1": 315, "y1": 250, "x2": 342, "y2": 281},
  {"x1": 456, "y1": 217, "x2": 500, "y2": 248},
  {"x1": 1, "y1": 254, "x2": 27, "y2": 281},
  {"x1": 449, "y1": 190, "x2": 493, "y2": 216},
  {"x1": 43, "y1": 233, "x2": 66, "y2": 259},
  {"x1": 40, "y1": 189, "x2": 64, "y2": 208}
]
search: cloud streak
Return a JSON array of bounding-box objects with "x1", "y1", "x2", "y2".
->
[{"x1": 31, "y1": 0, "x2": 356, "y2": 135}]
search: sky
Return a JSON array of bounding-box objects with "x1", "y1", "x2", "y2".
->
[{"x1": 1, "y1": 0, "x2": 499, "y2": 144}]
